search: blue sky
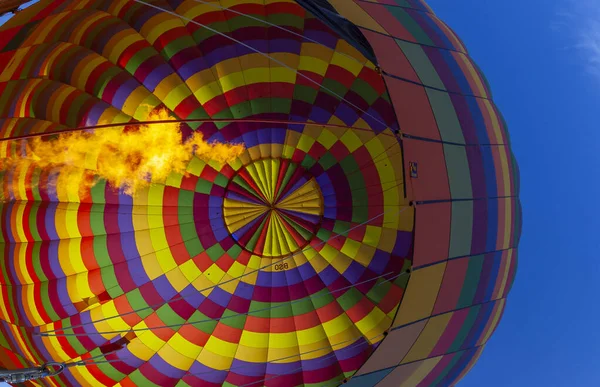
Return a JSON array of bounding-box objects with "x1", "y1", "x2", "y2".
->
[
  {"x1": 427, "y1": 0, "x2": 600, "y2": 386},
  {"x1": 1, "y1": 1, "x2": 599, "y2": 386}
]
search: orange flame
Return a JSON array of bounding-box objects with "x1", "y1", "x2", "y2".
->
[{"x1": 0, "y1": 110, "x2": 245, "y2": 197}]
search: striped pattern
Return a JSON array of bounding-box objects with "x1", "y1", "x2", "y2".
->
[
  {"x1": 330, "y1": 1, "x2": 521, "y2": 386},
  {"x1": 0, "y1": 1, "x2": 520, "y2": 386}
]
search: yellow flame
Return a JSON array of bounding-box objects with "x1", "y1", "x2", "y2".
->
[{"x1": 0, "y1": 110, "x2": 245, "y2": 197}]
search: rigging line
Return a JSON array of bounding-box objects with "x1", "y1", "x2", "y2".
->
[
  {"x1": 133, "y1": 0, "x2": 388, "y2": 128},
  {"x1": 189, "y1": 331, "x2": 386, "y2": 378},
  {"x1": 64, "y1": 348, "x2": 124, "y2": 369},
  {"x1": 39, "y1": 269, "x2": 408, "y2": 337},
  {"x1": 35, "y1": 205, "x2": 411, "y2": 334},
  {"x1": 191, "y1": 0, "x2": 370, "y2": 68},
  {"x1": 64, "y1": 331, "x2": 385, "y2": 379},
  {"x1": 0, "y1": 118, "x2": 393, "y2": 143}
]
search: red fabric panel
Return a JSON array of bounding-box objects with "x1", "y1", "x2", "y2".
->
[
  {"x1": 412, "y1": 202, "x2": 451, "y2": 267},
  {"x1": 385, "y1": 76, "x2": 440, "y2": 140}
]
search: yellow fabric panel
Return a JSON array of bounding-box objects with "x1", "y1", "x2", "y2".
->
[
  {"x1": 328, "y1": 0, "x2": 387, "y2": 34},
  {"x1": 70, "y1": 11, "x2": 105, "y2": 46},
  {"x1": 158, "y1": 343, "x2": 195, "y2": 371},
  {"x1": 400, "y1": 357, "x2": 442, "y2": 386},
  {"x1": 402, "y1": 312, "x2": 453, "y2": 363},
  {"x1": 393, "y1": 262, "x2": 447, "y2": 327}
]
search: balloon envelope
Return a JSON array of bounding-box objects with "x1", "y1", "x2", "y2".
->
[{"x1": 0, "y1": 1, "x2": 520, "y2": 386}]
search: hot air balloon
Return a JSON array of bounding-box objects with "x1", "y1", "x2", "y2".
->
[{"x1": 0, "y1": 0, "x2": 521, "y2": 386}]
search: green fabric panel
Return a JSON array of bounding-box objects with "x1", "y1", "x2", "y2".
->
[
  {"x1": 457, "y1": 255, "x2": 484, "y2": 308},
  {"x1": 179, "y1": 221, "x2": 197, "y2": 242},
  {"x1": 291, "y1": 297, "x2": 316, "y2": 316},
  {"x1": 300, "y1": 154, "x2": 317, "y2": 169},
  {"x1": 351, "y1": 78, "x2": 379, "y2": 105},
  {"x1": 178, "y1": 190, "x2": 194, "y2": 207},
  {"x1": 385, "y1": 6, "x2": 433, "y2": 45},
  {"x1": 270, "y1": 302, "x2": 295, "y2": 319},
  {"x1": 83, "y1": 18, "x2": 114, "y2": 49},
  {"x1": 310, "y1": 288, "x2": 335, "y2": 309},
  {"x1": 266, "y1": 13, "x2": 305, "y2": 31},
  {"x1": 270, "y1": 98, "x2": 292, "y2": 114},
  {"x1": 206, "y1": 244, "x2": 225, "y2": 262},
  {"x1": 31, "y1": 243, "x2": 46, "y2": 282},
  {"x1": 316, "y1": 227, "x2": 332, "y2": 242},
  {"x1": 396, "y1": 40, "x2": 445, "y2": 90},
  {"x1": 94, "y1": 67, "x2": 122, "y2": 99},
  {"x1": 449, "y1": 201, "x2": 473, "y2": 258},
  {"x1": 32, "y1": 170, "x2": 43, "y2": 201},
  {"x1": 293, "y1": 84, "x2": 319, "y2": 104},
  {"x1": 160, "y1": 36, "x2": 194, "y2": 61},
  {"x1": 195, "y1": 179, "x2": 213, "y2": 194},
  {"x1": 1, "y1": 21, "x2": 39, "y2": 52},
  {"x1": 336, "y1": 288, "x2": 362, "y2": 311},
  {"x1": 190, "y1": 311, "x2": 217, "y2": 334},
  {"x1": 248, "y1": 301, "x2": 271, "y2": 319},
  {"x1": 443, "y1": 144, "x2": 472, "y2": 199},
  {"x1": 64, "y1": 333, "x2": 86, "y2": 358},
  {"x1": 426, "y1": 88, "x2": 464, "y2": 144},
  {"x1": 214, "y1": 173, "x2": 229, "y2": 188},
  {"x1": 40, "y1": 282, "x2": 58, "y2": 321},
  {"x1": 126, "y1": 289, "x2": 153, "y2": 319},
  {"x1": 0, "y1": 81, "x2": 17, "y2": 115},
  {"x1": 332, "y1": 220, "x2": 351, "y2": 235},
  {"x1": 102, "y1": 267, "x2": 124, "y2": 298},
  {"x1": 449, "y1": 305, "x2": 481, "y2": 352},
  {"x1": 431, "y1": 350, "x2": 464, "y2": 387},
  {"x1": 93, "y1": 235, "x2": 111, "y2": 268},
  {"x1": 28, "y1": 206, "x2": 41, "y2": 242},
  {"x1": 156, "y1": 304, "x2": 186, "y2": 326},
  {"x1": 227, "y1": 244, "x2": 242, "y2": 259},
  {"x1": 228, "y1": 100, "x2": 252, "y2": 118},
  {"x1": 89, "y1": 203, "x2": 107, "y2": 231},
  {"x1": 318, "y1": 152, "x2": 337, "y2": 171},
  {"x1": 127, "y1": 369, "x2": 159, "y2": 387},
  {"x1": 192, "y1": 23, "x2": 227, "y2": 43},
  {"x1": 96, "y1": 361, "x2": 126, "y2": 383},
  {"x1": 219, "y1": 309, "x2": 247, "y2": 329},
  {"x1": 90, "y1": 181, "x2": 107, "y2": 204},
  {"x1": 67, "y1": 94, "x2": 90, "y2": 127},
  {"x1": 367, "y1": 280, "x2": 390, "y2": 305},
  {"x1": 184, "y1": 236, "x2": 204, "y2": 257},
  {"x1": 321, "y1": 78, "x2": 349, "y2": 99},
  {"x1": 124, "y1": 46, "x2": 155, "y2": 75},
  {"x1": 210, "y1": 106, "x2": 235, "y2": 122},
  {"x1": 227, "y1": 15, "x2": 266, "y2": 30},
  {"x1": 20, "y1": 46, "x2": 40, "y2": 78}
]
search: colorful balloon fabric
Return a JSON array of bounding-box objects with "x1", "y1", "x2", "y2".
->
[{"x1": 0, "y1": 1, "x2": 521, "y2": 386}]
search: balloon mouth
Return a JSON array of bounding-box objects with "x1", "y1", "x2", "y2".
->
[{"x1": 222, "y1": 158, "x2": 324, "y2": 259}]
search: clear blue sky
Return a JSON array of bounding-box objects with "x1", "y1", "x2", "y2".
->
[
  {"x1": 427, "y1": 0, "x2": 600, "y2": 386},
  {"x1": 1, "y1": 1, "x2": 599, "y2": 387}
]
